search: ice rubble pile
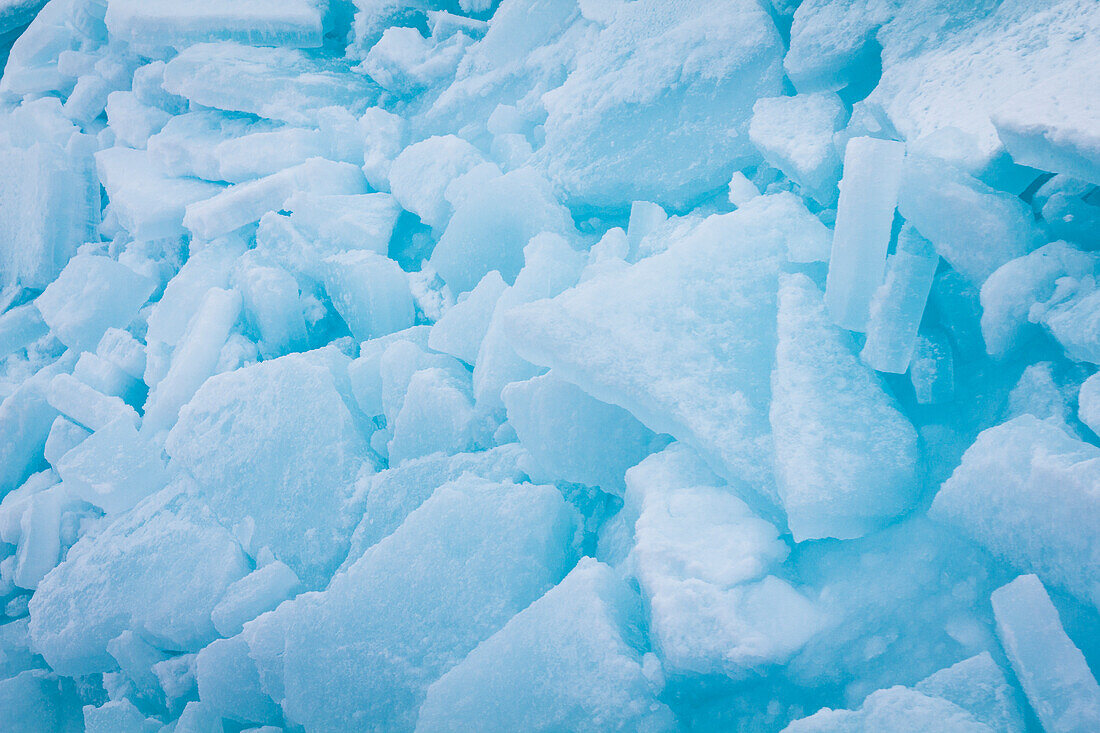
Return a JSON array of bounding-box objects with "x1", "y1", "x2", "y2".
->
[{"x1": 0, "y1": 0, "x2": 1098, "y2": 731}]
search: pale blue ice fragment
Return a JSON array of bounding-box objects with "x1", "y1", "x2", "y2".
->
[{"x1": 824, "y1": 136, "x2": 906, "y2": 331}]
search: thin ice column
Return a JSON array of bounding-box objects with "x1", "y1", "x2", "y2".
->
[
  {"x1": 825, "y1": 136, "x2": 906, "y2": 331},
  {"x1": 861, "y1": 224, "x2": 939, "y2": 373}
]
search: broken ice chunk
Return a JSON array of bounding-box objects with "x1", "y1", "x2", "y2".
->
[
  {"x1": 897, "y1": 154, "x2": 1043, "y2": 285},
  {"x1": 536, "y1": 0, "x2": 784, "y2": 208},
  {"x1": 0, "y1": 355, "x2": 74, "y2": 495},
  {"x1": 417, "y1": 558, "x2": 676, "y2": 733},
  {"x1": 165, "y1": 350, "x2": 370, "y2": 586},
  {"x1": 104, "y1": 91, "x2": 171, "y2": 149},
  {"x1": 388, "y1": 134, "x2": 488, "y2": 231},
  {"x1": 824, "y1": 136, "x2": 906, "y2": 331},
  {"x1": 386, "y1": 367, "x2": 490, "y2": 465},
  {"x1": 506, "y1": 200, "x2": 793, "y2": 497},
  {"x1": 234, "y1": 256, "x2": 307, "y2": 360},
  {"x1": 13, "y1": 486, "x2": 64, "y2": 590},
  {"x1": 211, "y1": 561, "x2": 300, "y2": 638},
  {"x1": 83, "y1": 698, "x2": 156, "y2": 733},
  {"x1": 341, "y1": 445, "x2": 527, "y2": 570},
  {"x1": 0, "y1": 127, "x2": 99, "y2": 289},
  {"x1": 0, "y1": 670, "x2": 81, "y2": 733},
  {"x1": 428, "y1": 270, "x2": 507, "y2": 365},
  {"x1": 184, "y1": 158, "x2": 367, "y2": 241},
  {"x1": 195, "y1": 635, "x2": 280, "y2": 727},
  {"x1": 43, "y1": 416, "x2": 89, "y2": 468},
  {"x1": 991, "y1": 62, "x2": 1100, "y2": 185},
  {"x1": 322, "y1": 250, "x2": 414, "y2": 343},
  {"x1": 783, "y1": 685, "x2": 999, "y2": 732},
  {"x1": 624, "y1": 445, "x2": 819, "y2": 678},
  {"x1": 96, "y1": 146, "x2": 224, "y2": 241},
  {"x1": 105, "y1": 0, "x2": 324, "y2": 50},
  {"x1": 502, "y1": 371, "x2": 665, "y2": 494},
  {"x1": 56, "y1": 417, "x2": 168, "y2": 515},
  {"x1": 626, "y1": 201, "x2": 667, "y2": 259},
  {"x1": 276, "y1": 475, "x2": 579, "y2": 731},
  {"x1": 28, "y1": 483, "x2": 251, "y2": 676},
  {"x1": 1078, "y1": 372, "x2": 1100, "y2": 437},
  {"x1": 930, "y1": 415, "x2": 1100, "y2": 609},
  {"x1": 142, "y1": 287, "x2": 242, "y2": 436},
  {"x1": 163, "y1": 42, "x2": 379, "y2": 126},
  {"x1": 860, "y1": 225, "x2": 939, "y2": 373},
  {"x1": 749, "y1": 93, "x2": 846, "y2": 206},
  {"x1": 429, "y1": 167, "x2": 576, "y2": 294},
  {"x1": 991, "y1": 574, "x2": 1100, "y2": 733},
  {"x1": 285, "y1": 192, "x2": 401, "y2": 257},
  {"x1": 979, "y1": 242, "x2": 1098, "y2": 358},
  {"x1": 0, "y1": 303, "x2": 48, "y2": 360},
  {"x1": 47, "y1": 373, "x2": 139, "y2": 433},
  {"x1": 912, "y1": 653, "x2": 1027, "y2": 732},
  {"x1": 772, "y1": 273, "x2": 920, "y2": 541},
  {"x1": 727, "y1": 171, "x2": 761, "y2": 206},
  {"x1": 34, "y1": 254, "x2": 155, "y2": 353},
  {"x1": 146, "y1": 110, "x2": 266, "y2": 182}
]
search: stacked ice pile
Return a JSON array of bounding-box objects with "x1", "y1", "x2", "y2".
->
[{"x1": 0, "y1": 0, "x2": 1098, "y2": 730}]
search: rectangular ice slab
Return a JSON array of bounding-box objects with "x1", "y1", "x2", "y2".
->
[
  {"x1": 991, "y1": 574, "x2": 1100, "y2": 733},
  {"x1": 860, "y1": 225, "x2": 939, "y2": 374},
  {"x1": 183, "y1": 158, "x2": 367, "y2": 240},
  {"x1": 105, "y1": 0, "x2": 324, "y2": 50},
  {"x1": 163, "y1": 42, "x2": 379, "y2": 126},
  {"x1": 824, "y1": 136, "x2": 906, "y2": 331},
  {"x1": 0, "y1": 134, "x2": 99, "y2": 289},
  {"x1": 0, "y1": 302, "x2": 48, "y2": 359},
  {"x1": 931, "y1": 415, "x2": 1100, "y2": 609}
]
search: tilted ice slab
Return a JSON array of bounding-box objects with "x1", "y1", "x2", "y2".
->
[
  {"x1": 105, "y1": 0, "x2": 324, "y2": 50},
  {"x1": 505, "y1": 196, "x2": 796, "y2": 503}
]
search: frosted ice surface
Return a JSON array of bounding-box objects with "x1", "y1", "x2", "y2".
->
[
  {"x1": 749, "y1": 93, "x2": 846, "y2": 206},
  {"x1": 27, "y1": 482, "x2": 249, "y2": 676},
  {"x1": 166, "y1": 350, "x2": 369, "y2": 585},
  {"x1": 772, "y1": 273, "x2": 920, "y2": 541},
  {"x1": 163, "y1": 43, "x2": 379, "y2": 125},
  {"x1": 1, "y1": 1, "x2": 1099, "y2": 729},
  {"x1": 931, "y1": 415, "x2": 1100, "y2": 608},
  {"x1": 506, "y1": 199, "x2": 791, "y2": 496},
  {"x1": 992, "y1": 574, "x2": 1100, "y2": 733}
]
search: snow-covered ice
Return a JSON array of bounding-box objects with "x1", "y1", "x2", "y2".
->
[{"x1": 0, "y1": 0, "x2": 1098, "y2": 730}]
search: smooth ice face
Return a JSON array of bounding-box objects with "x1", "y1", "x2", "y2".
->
[
  {"x1": 34, "y1": 254, "x2": 155, "y2": 352},
  {"x1": 416, "y1": 558, "x2": 676, "y2": 733},
  {"x1": 104, "y1": 0, "x2": 325, "y2": 50},
  {"x1": 165, "y1": 349, "x2": 370, "y2": 586},
  {"x1": 502, "y1": 371, "x2": 665, "y2": 494},
  {"x1": 772, "y1": 273, "x2": 920, "y2": 542},
  {"x1": 823, "y1": 136, "x2": 905, "y2": 332},
  {"x1": 277, "y1": 476, "x2": 579, "y2": 732}
]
